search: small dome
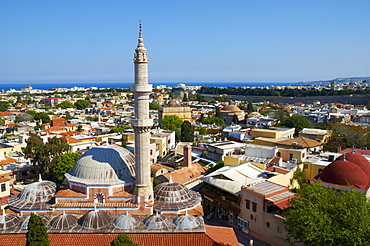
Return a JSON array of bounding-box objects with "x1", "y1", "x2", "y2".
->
[
  {"x1": 143, "y1": 213, "x2": 170, "y2": 230},
  {"x1": 173, "y1": 213, "x2": 200, "y2": 229},
  {"x1": 49, "y1": 213, "x2": 78, "y2": 230},
  {"x1": 78, "y1": 209, "x2": 111, "y2": 229},
  {"x1": 20, "y1": 214, "x2": 48, "y2": 230},
  {"x1": 222, "y1": 105, "x2": 241, "y2": 111},
  {"x1": 66, "y1": 145, "x2": 136, "y2": 185},
  {"x1": 113, "y1": 212, "x2": 140, "y2": 230},
  {"x1": 8, "y1": 180, "x2": 56, "y2": 210},
  {"x1": 319, "y1": 160, "x2": 369, "y2": 189},
  {"x1": 336, "y1": 153, "x2": 370, "y2": 178},
  {"x1": 0, "y1": 213, "x2": 21, "y2": 229},
  {"x1": 154, "y1": 181, "x2": 202, "y2": 212}
]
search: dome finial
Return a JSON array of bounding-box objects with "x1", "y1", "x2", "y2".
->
[
  {"x1": 343, "y1": 152, "x2": 346, "y2": 161},
  {"x1": 352, "y1": 145, "x2": 355, "y2": 153},
  {"x1": 38, "y1": 174, "x2": 42, "y2": 182},
  {"x1": 2, "y1": 208, "x2": 5, "y2": 215},
  {"x1": 139, "y1": 20, "x2": 143, "y2": 39},
  {"x1": 94, "y1": 203, "x2": 97, "y2": 212},
  {"x1": 169, "y1": 175, "x2": 173, "y2": 183}
]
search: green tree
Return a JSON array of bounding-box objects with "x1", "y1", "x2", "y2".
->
[
  {"x1": 111, "y1": 234, "x2": 138, "y2": 246},
  {"x1": 0, "y1": 115, "x2": 4, "y2": 125},
  {"x1": 110, "y1": 125, "x2": 132, "y2": 133},
  {"x1": 161, "y1": 115, "x2": 183, "y2": 140},
  {"x1": 246, "y1": 101, "x2": 254, "y2": 113},
  {"x1": 0, "y1": 101, "x2": 9, "y2": 111},
  {"x1": 50, "y1": 152, "x2": 81, "y2": 184},
  {"x1": 181, "y1": 121, "x2": 194, "y2": 142},
  {"x1": 149, "y1": 102, "x2": 160, "y2": 110},
  {"x1": 56, "y1": 101, "x2": 76, "y2": 109},
  {"x1": 215, "y1": 106, "x2": 221, "y2": 118},
  {"x1": 26, "y1": 213, "x2": 50, "y2": 246},
  {"x1": 232, "y1": 114, "x2": 239, "y2": 124},
  {"x1": 274, "y1": 110, "x2": 290, "y2": 126},
  {"x1": 283, "y1": 114, "x2": 311, "y2": 136},
  {"x1": 182, "y1": 93, "x2": 188, "y2": 101},
  {"x1": 74, "y1": 99, "x2": 90, "y2": 110},
  {"x1": 33, "y1": 112, "x2": 51, "y2": 124},
  {"x1": 197, "y1": 127, "x2": 208, "y2": 135},
  {"x1": 284, "y1": 183, "x2": 370, "y2": 246}
]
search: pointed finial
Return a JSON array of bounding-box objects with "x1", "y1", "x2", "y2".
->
[
  {"x1": 63, "y1": 211, "x2": 66, "y2": 216},
  {"x1": 38, "y1": 174, "x2": 42, "y2": 182},
  {"x1": 94, "y1": 203, "x2": 97, "y2": 212},
  {"x1": 352, "y1": 145, "x2": 355, "y2": 153},
  {"x1": 139, "y1": 20, "x2": 142, "y2": 32},
  {"x1": 169, "y1": 175, "x2": 173, "y2": 183},
  {"x1": 185, "y1": 210, "x2": 188, "y2": 215},
  {"x1": 2, "y1": 208, "x2": 5, "y2": 216},
  {"x1": 343, "y1": 152, "x2": 346, "y2": 161}
]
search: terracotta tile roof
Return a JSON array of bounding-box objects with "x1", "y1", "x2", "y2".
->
[
  {"x1": 0, "y1": 177, "x2": 10, "y2": 183},
  {"x1": 0, "y1": 228, "x2": 238, "y2": 246},
  {"x1": 0, "y1": 196, "x2": 10, "y2": 206},
  {"x1": 276, "y1": 136, "x2": 322, "y2": 148},
  {"x1": 54, "y1": 189, "x2": 87, "y2": 197},
  {"x1": 0, "y1": 156, "x2": 17, "y2": 166},
  {"x1": 61, "y1": 136, "x2": 82, "y2": 144},
  {"x1": 158, "y1": 163, "x2": 206, "y2": 185},
  {"x1": 266, "y1": 166, "x2": 290, "y2": 174},
  {"x1": 109, "y1": 190, "x2": 134, "y2": 197}
]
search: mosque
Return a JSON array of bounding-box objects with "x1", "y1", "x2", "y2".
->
[{"x1": 0, "y1": 25, "x2": 240, "y2": 246}]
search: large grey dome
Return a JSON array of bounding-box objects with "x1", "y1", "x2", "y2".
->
[
  {"x1": 49, "y1": 213, "x2": 78, "y2": 230},
  {"x1": 8, "y1": 180, "x2": 56, "y2": 210},
  {"x1": 143, "y1": 213, "x2": 170, "y2": 230},
  {"x1": 113, "y1": 212, "x2": 141, "y2": 230},
  {"x1": 173, "y1": 213, "x2": 200, "y2": 229},
  {"x1": 78, "y1": 209, "x2": 111, "y2": 229},
  {"x1": 65, "y1": 145, "x2": 136, "y2": 185},
  {"x1": 154, "y1": 181, "x2": 202, "y2": 212}
]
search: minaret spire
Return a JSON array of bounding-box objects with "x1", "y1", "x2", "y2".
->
[{"x1": 131, "y1": 21, "x2": 153, "y2": 208}]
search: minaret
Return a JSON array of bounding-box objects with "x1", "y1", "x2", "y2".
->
[{"x1": 130, "y1": 22, "x2": 153, "y2": 204}]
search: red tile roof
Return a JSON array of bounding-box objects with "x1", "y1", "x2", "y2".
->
[{"x1": 0, "y1": 227, "x2": 239, "y2": 246}]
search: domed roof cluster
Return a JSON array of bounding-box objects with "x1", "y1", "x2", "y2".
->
[
  {"x1": 78, "y1": 209, "x2": 111, "y2": 229},
  {"x1": 8, "y1": 179, "x2": 56, "y2": 210},
  {"x1": 113, "y1": 212, "x2": 141, "y2": 230},
  {"x1": 20, "y1": 214, "x2": 48, "y2": 230},
  {"x1": 65, "y1": 145, "x2": 136, "y2": 185},
  {"x1": 144, "y1": 213, "x2": 170, "y2": 230},
  {"x1": 49, "y1": 213, "x2": 78, "y2": 230},
  {"x1": 318, "y1": 153, "x2": 370, "y2": 189},
  {"x1": 154, "y1": 181, "x2": 202, "y2": 212},
  {"x1": 0, "y1": 213, "x2": 21, "y2": 230}
]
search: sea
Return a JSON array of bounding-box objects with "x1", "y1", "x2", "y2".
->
[{"x1": 0, "y1": 80, "x2": 295, "y2": 91}]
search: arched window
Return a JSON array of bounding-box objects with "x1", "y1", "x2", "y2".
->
[{"x1": 94, "y1": 193, "x2": 105, "y2": 203}]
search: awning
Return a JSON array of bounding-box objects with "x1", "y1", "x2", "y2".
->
[{"x1": 274, "y1": 200, "x2": 291, "y2": 210}]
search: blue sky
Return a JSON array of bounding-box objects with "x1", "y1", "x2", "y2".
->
[{"x1": 0, "y1": 0, "x2": 369, "y2": 83}]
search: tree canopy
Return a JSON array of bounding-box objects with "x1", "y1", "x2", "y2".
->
[
  {"x1": 15, "y1": 113, "x2": 33, "y2": 122},
  {"x1": 198, "y1": 116, "x2": 225, "y2": 125},
  {"x1": 181, "y1": 121, "x2": 194, "y2": 142},
  {"x1": 110, "y1": 125, "x2": 132, "y2": 133},
  {"x1": 56, "y1": 101, "x2": 76, "y2": 109},
  {"x1": 283, "y1": 114, "x2": 311, "y2": 136},
  {"x1": 22, "y1": 134, "x2": 71, "y2": 172},
  {"x1": 283, "y1": 183, "x2": 370, "y2": 246},
  {"x1": 111, "y1": 234, "x2": 138, "y2": 246},
  {"x1": 26, "y1": 213, "x2": 50, "y2": 246},
  {"x1": 149, "y1": 102, "x2": 160, "y2": 110},
  {"x1": 74, "y1": 99, "x2": 90, "y2": 110},
  {"x1": 161, "y1": 115, "x2": 183, "y2": 140},
  {"x1": 50, "y1": 152, "x2": 81, "y2": 184}
]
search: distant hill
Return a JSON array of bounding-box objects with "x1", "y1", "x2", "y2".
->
[{"x1": 298, "y1": 77, "x2": 370, "y2": 85}]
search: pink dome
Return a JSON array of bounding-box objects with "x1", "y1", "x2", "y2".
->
[
  {"x1": 319, "y1": 160, "x2": 369, "y2": 189},
  {"x1": 336, "y1": 153, "x2": 370, "y2": 178}
]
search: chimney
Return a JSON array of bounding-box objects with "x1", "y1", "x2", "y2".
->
[{"x1": 183, "y1": 145, "x2": 192, "y2": 168}]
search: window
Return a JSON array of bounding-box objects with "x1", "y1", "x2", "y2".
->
[
  {"x1": 289, "y1": 153, "x2": 294, "y2": 160},
  {"x1": 250, "y1": 214, "x2": 253, "y2": 220},
  {"x1": 252, "y1": 202, "x2": 257, "y2": 212},
  {"x1": 245, "y1": 199, "x2": 250, "y2": 209},
  {"x1": 266, "y1": 222, "x2": 270, "y2": 228},
  {"x1": 304, "y1": 164, "x2": 308, "y2": 169},
  {"x1": 1, "y1": 184, "x2": 6, "y2": 192},
  {"x1": 95, "y1": 193, "x2": 104, "y2": 203}
]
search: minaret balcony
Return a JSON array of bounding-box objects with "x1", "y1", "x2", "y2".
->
[
  {"x1": 130, "y1": 84, "x2": 152, "y2": 93},
  {"x1": 131, "y1": 119, "x2": 153, "y2": 128}
]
